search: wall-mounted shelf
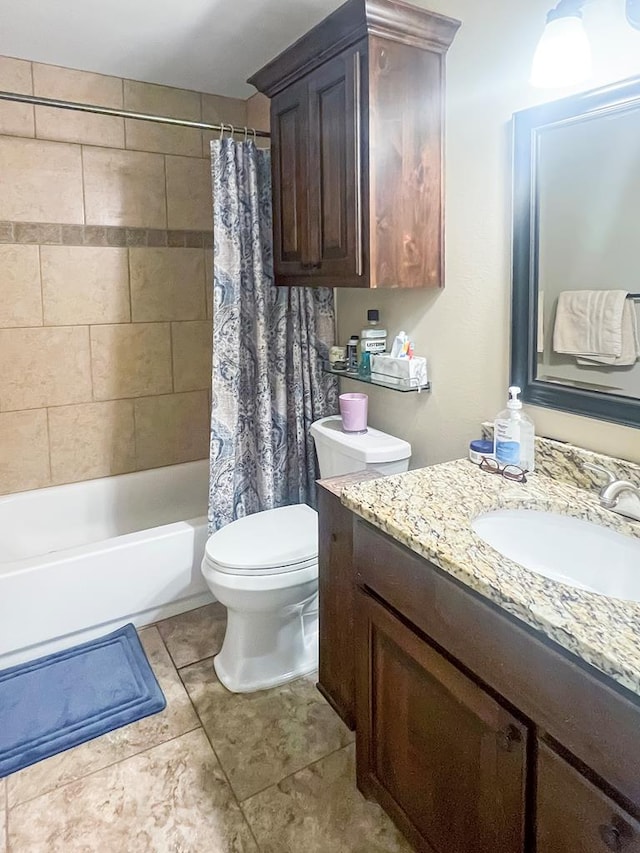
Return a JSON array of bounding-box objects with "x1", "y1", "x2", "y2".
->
[{"x1": 323, "y1": 365, "x2": 431, "y2": 394}]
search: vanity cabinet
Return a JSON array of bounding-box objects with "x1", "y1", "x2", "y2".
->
[
  {"x1": 352, "y1": 518, "x2": 640, "y2": 853},
  {"x1": 317, "y1": 485, "x2": 356, "y2": 728},
  {"x1": 248, "y1": 0, "x2": 461, "y2": 288}
]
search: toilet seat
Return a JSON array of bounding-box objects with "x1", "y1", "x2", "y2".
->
[{"x1": 204, "y1": 503, "x2": 318, "y2": 576}]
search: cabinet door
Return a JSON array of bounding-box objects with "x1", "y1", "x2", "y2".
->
[
  {"x1": 306, "y1": 45, "x2": 365, "y2": 284},
  {"x1": 270, "y1": 79, "x2": 314, "y2": 279},
  {"x1": 537, "y1": 742, "x2": 640, "y2": 853},
  {"x1": 317, "y1": 487, "x2": 355, "y2": 728},
  {"x1": 356, "y1": 590, "x2": 527, "y2": 853}
]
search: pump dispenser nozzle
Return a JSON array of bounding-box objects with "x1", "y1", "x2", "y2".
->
[{"x1": 507, "y1": 386, "x2": 522, "y2": 409}]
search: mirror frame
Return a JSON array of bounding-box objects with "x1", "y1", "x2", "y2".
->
[{"x1": 511, "y1": 75, "x2": 640, "y2": 430}]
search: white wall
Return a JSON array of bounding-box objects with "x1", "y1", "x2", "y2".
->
[{"x1": 336, "y1": 0, "x2": 640, "y2": 468}]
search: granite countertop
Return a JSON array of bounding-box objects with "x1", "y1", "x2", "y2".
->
[
  {"x1": 341, "y1": 458, "x2": 640, "y2": 697},
  {"x1": 317, "y1": 470, "x2": 382, "y2": 498}
]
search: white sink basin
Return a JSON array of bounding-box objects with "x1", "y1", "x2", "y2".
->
[{"x1": 471, "y1": 509, "x2": 640, "y2": 602}]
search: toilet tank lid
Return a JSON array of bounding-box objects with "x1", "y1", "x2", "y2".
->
[
  {"x1": 310, "y1": 415, "x2": 411, "y2": 464},
  {"x1": 205, "y1": 504, "x2": 318, "y2": 570}
]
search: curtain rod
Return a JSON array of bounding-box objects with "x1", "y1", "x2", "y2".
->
[{"x1": 0, "y1": 90, "x2": 271, "y2": 138}]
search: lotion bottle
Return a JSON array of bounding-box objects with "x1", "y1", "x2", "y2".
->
[{"x1": 493, "y1": 386, "x2": 535, "y2": 471}]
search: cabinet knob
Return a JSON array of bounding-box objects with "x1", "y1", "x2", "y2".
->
[
  {"x1": 497, "y1": 724, "x2": 522, "y2": 752},
  {"x1": 599, "y1": 818, "x2": 634, "y2": 851},
  {"x1": 599, "y1": 824, "x2": 622, "y2": 851}
]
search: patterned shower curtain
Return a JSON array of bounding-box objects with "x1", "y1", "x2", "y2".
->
[{"x1": 208, "y1": 138, "x2": 338, "y2": 532}]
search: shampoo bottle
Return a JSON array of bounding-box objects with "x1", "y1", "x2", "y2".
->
[{"x1": 493, "y1": 386, "x2": 535, "y2": 472}]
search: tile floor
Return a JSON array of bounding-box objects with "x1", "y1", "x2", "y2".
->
[{"x1": 2, "y1": 604, "x2": 413, "y2": 852}]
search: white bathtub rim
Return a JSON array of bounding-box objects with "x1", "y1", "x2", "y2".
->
[
  {"x1": 0, "y1": 514, "x2": 208, "y2": 575},
  {"x1": 0, "y1": 459, "x2": 209, "y2": 561}
]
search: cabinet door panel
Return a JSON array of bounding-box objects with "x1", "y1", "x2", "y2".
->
[
  {"x1": 271, "y1": 81, "x2": 313, "y2": 278},
  {"x1": 368, "y1": 35, "x2": 444, "y2": 288},
  {"x1": 307, "y1": 46, "x2": 364, "y2": 281},
  {"x1": 356, "y1": 590, "x2": 527, "y2": 853},
  {"x1": 317, "y1": 487, "x2": 355, "y2": 728},
  {"x1": 537, "y1": 742, "x2": 640, "y2": 853}
]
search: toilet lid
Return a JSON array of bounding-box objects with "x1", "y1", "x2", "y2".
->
[{"x1": 205, "y1": 504, "x2": 318, "y2": 575}]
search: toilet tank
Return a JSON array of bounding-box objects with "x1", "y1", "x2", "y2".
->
[{"x1": 310, "y1": 415, "x2": 411, "y2": 479}]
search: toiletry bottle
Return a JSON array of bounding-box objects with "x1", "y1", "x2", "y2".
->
[
  {"x1": 358, "y1": 350, "x2": 371, "y2": 378},
  {"x1": 360, "y1": 310, "x2": 387, "y2": 356},
  {"x1": 494, "y1": 386, "x2": 535, "y2": 471},
  {"x1": 469, "y1": 439, "x2": 493, "y2": 465},
  {"x1": 346, "y1": 335, "x2": 360, "y2": 373}
]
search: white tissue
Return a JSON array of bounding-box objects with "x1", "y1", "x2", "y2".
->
[{"x1": 370, "y1": 354, "x2": 428, "y2": 387}]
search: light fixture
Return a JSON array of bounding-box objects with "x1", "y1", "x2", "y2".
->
[
  {"x1": 530, "y1": 0, "x2": 592, "y2": 89},
  {"x1": 531, "y1": 0, "x2": 640, "y2": 89},
  {"x1": 628, "y1": 0, "x2": 640, "y2": 28}
]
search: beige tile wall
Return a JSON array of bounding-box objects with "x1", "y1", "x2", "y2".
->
[{"x1": 0, "y1": 54, "x2": 255, "y2": 495}]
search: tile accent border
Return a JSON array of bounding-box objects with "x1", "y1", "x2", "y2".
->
[{"x1": 0, "y1": 221, "x2": 213, "y2": 249}]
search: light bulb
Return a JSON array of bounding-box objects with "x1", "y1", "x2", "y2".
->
[
  {"x1": 627, "y1": 0, "x2": 640, "y2": 30},
  {"x1": 530, "y1": 15, "x2": 592, "y2": 88}
]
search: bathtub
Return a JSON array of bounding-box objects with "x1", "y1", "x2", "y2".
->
[{"x1": 0, "y1": 460, "x2": 212, "y2": 668}]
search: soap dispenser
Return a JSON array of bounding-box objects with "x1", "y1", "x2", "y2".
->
[{"x1": 493, "y1": 386, "x2": 535, "y2": 472}]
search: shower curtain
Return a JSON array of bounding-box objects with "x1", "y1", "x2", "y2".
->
[{"x1": 208, "y1": 137, "x2": 338, "y2": 532}]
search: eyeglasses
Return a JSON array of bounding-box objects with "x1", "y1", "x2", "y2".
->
[{"x1": 479, "y1": 456, "x2": 528, "y2": 484}]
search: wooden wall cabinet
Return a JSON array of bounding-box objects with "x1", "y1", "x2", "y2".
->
[
  {"x1": 248, "y1": 0, "x2": 461, "y2": 288},
  {"x1": 352, "y1": 518, "x2": 640, "y2": 853}
]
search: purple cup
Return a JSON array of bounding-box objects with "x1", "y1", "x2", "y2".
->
[{"x1": 339, "y1": 393, "x2": 368, "y2": 432}]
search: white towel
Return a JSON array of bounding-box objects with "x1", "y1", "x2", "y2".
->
[
  {"x1": 553, "y1": 290, "x2": 637, "y2": 364},
  {"x1": 576, "y1": 299, "x2": 640, "y2": 366}
]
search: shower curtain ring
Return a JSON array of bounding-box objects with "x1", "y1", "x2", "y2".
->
[
  {"x1": 244, "y1": 126, "x2": 248, "y2": 142},
  {"x1": 219, "y1": 123, "x2": 226, "y2": 140},
  {"x1": 229, "y1": 125, "x2": 235, "y2": 138},
  {"x1": 252, "y1": 127, "x2": 257, "y2": 143}
]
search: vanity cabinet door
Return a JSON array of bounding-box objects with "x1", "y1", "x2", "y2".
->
[
  {"x1": 355, "y1": 589, "x2": 528, "y2": 853},
  {"x1": 536, "y1": 742, "x2": 640, "y2": 853}
]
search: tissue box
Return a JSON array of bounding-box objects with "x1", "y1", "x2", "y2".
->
[{"x1": 370, "y1": 354, "x2": 428, "y2": 388}]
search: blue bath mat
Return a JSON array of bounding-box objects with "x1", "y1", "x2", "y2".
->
[{"x1": 0, "y1": 624, "x2": 166, "y2": 777}]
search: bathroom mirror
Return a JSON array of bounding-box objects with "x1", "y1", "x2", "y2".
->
[{"x1": 511, "y1": 75, "x2": 640, "y2": 428}]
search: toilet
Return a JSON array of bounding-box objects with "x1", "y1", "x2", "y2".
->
[{"x1": 201, "y1": 414, "x2": 411, "y2": 693}]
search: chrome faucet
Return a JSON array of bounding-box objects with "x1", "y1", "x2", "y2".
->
[{"x1": 583, "y1": 462, "x2": 640, "y2": 522}]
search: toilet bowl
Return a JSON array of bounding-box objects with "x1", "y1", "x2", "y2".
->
[
  {"x1": 201, "y1": 504, "x2": 319, "y2": 692},
  {"x1": 201, "y1": 415, "x2": 411, "y2": 693}
]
